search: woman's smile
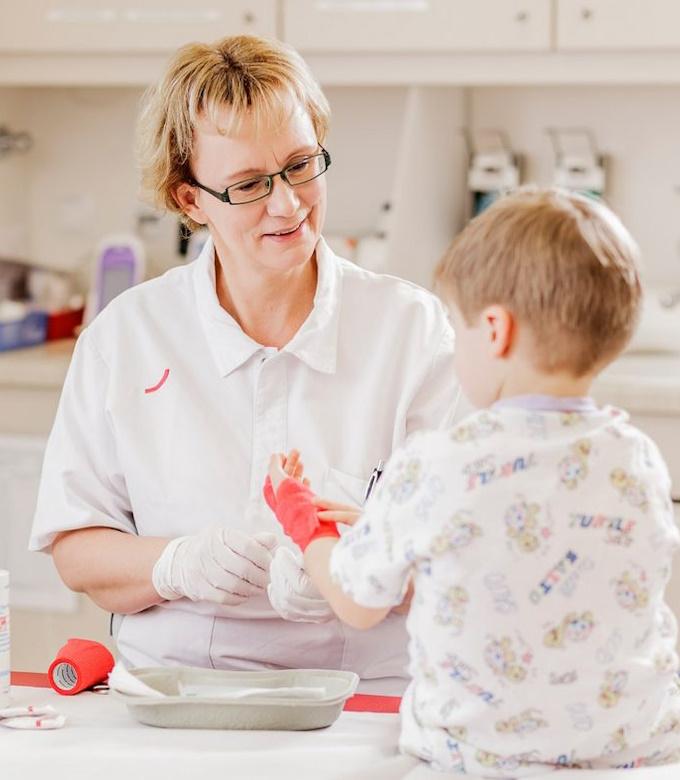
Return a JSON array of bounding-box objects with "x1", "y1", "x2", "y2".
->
[{"x1": 261, "y1": 215, "x2": 308, "y2": 242}]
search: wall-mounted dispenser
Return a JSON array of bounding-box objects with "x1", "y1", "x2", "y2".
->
[
  {"x1": 0, "y1": 126, "x2": 32, "y2": 158},
  {"x1": 463, "y1": 128, "x2": 521, "y2": 220},
  {"x1": 546, "y1": 127, "x2": 606, "y2": 199}
]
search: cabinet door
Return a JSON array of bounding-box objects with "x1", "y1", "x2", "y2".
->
[
  {"x1": 557, "y1": 0, "x2": 680, "y2": 51},
  {"x1": 0, "y1": 1, "x2": 277, "y2": 53},
  {"x1": 284, "y1": 0, "x2": 551, "y2": 53},
  {"x1": 0, "y1": 435, "x2": 77, "y2": 612}
]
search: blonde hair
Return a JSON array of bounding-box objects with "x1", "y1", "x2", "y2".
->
[
  {"x1": 434, "y1": 188, "x2": 642, "y2": 377},
  {"x1": 137, "y1": 35, "x2": 330, "y2": 230}
]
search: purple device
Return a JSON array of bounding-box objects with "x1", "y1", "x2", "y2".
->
[{"x1": 89, "y1": 236, "x2": 145, "y2": 320}]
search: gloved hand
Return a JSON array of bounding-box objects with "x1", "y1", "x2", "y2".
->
[
  {"x1": 263, "y1": 474, "x2": 339, "y2": 551},
  {"x1": 267, "y1": 547, "x2": 335, "y2": 623},
  {"x1": 151, "y1": 526, "x2": 277, "y2": 605}
]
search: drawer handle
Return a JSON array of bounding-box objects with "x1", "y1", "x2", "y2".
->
[
  {"x1": 244, "y1": 12, "x2": 255, "y2": 25},
  {"x1": 581, "y1": 7, "x2": 594, "y2": 20},
  {"x1": 515, "y1": 10, "x2": 529, "y2": 22}
]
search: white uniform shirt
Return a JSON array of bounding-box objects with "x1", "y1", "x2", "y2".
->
[
  {"x1": 30, "y1": 237, "x2": 457, "y2": 691},
  {"x1": 331, "y1": 403, "x2": 680, "y2": 772}
]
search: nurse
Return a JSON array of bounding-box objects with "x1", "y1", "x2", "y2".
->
[{"x1": 29, "y1": 34, "x2": 457, "y2": 694}]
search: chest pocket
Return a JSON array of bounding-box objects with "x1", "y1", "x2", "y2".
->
[{"x1": 321, "y1": 466, "x2": 367, "y2": 507}]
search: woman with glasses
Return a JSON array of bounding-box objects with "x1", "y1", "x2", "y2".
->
[{"x1": 30, "y1": 35, "x2": 457, "y2": 694}]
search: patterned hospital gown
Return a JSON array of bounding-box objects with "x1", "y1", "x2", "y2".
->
[{"x1": 330, "y1": 402, "x2": 680, "y2": 776}]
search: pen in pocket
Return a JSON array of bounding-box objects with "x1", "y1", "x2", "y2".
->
[{"x1": 364, "y1": 460, "x2": 384, "y2": 503}]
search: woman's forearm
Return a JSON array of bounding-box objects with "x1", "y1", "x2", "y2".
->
[{"x1": 51, "y1": 527, "x2": 170, "y2": 614}]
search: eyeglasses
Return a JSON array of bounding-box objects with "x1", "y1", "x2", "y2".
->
[{"x1": 190, "y1": 146, "x2": 331, "y2": 206}]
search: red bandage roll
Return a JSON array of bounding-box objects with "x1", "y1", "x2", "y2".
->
[{"x1": 47, "y1": 638, "x2": 114, "y2": 696}]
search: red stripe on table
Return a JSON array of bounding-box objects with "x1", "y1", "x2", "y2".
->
[
  {"x1": 11, "y1": 672, "x2": 402, "y2": 712},
  {"x1": 343, "y1": 694, "x2": 401, "y2": 713},
  {"x1": 11, "y1": 671, "x2": 50, "y2": 688}
]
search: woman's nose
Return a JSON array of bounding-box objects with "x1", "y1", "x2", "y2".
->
[{"x1": 266, "y1": 176, "x2": 300, "y2": 217}]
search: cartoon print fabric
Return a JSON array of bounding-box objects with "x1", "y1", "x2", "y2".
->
[{"x1": 330, "y1": 406, "x2": 680, "y2": 776}]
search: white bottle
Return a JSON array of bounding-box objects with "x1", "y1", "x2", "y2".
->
[{"x1": 0, "y1": 570, "x2": 9, "y2": 706}]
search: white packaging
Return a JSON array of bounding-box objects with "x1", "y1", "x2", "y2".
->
[{"x1": 0, "y1": 570, "x2": 9, "y2": 706}]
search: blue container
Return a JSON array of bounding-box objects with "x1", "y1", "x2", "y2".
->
[{"x1": 0, "y1": 310, "x2": 48, "y2": 351}]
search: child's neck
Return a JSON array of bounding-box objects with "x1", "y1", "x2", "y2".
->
[{"x1": 498, "y1": 368, "x2": 595, "y2": 401}]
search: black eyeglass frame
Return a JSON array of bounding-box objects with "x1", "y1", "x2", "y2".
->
[{"x1": 190, "y1": 146, "x2": 331, "y2": 205}]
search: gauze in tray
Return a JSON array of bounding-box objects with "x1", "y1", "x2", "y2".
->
[{"x1": 177, "y1": 681, "x2": 327, "y2": 700}]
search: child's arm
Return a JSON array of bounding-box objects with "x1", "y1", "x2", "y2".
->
[
  {"x1": 264, "y1": 452, "x2": 411, "y2": 629},
  {"x1": 266, "y1": 453, "x2": 392, "y2": 630},
  {"x1": 303, "y1": 536, "x2": 390, "y2": 630}
]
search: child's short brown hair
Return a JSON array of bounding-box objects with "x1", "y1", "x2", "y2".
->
[{"x1": 434, "y1": 188, "x2": 642, "y2": 377}]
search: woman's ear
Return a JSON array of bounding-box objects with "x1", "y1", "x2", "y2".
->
[
  {"x1": 482, "y1": 304, "x2": 515, "y2": 358},
  {"x1": 174, "y1": 182, "x2": 208, "y2": 226}
]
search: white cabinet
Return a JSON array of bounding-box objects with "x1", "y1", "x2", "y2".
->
[
  {"x1": 557, "y1": 0, "x2": 680, "y2": 51},
  {"x1": 284, "y1": 0, "x2": 551, "y2": 53},
  {"x1": 0, "y1": 435, "x2": 77, "y2": 612},
  {"x1": 0, "y1": 0, "x2": 277, "y2": 53}
]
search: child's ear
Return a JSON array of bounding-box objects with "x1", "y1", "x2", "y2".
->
[{"x1": 482, "y1": 305, "x2": 514, "y2": 358}]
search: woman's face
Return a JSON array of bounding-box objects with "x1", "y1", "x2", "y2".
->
[{"x1": 182, "y1": 99, "x2": 327, "y2": 275}]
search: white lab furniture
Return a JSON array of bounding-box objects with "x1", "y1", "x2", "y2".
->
[
  {"x1": 0, "y1": 341, "x2": 113, "y2": 671},
  {"x1": 557, "y1": 0, "x2": 680, "y2": 52},
  {"x1": 284, "y1": 0, "x2": 551, "y2": 53},
  {"x1": 592, "y1": 353, "x2": 680, "y2": 499},
  {"x1": 7, "y1": 0, "x2": 680, "y2": 85},
  {"x1": 0, "y1": 434, "x2": 76, "y2": 613},
  {"x1": 0, "y1": 1, "x2": 276, "y2": 53},
  {"x1": 5, "y1": 683, "x2": 680, "y2": 780}
]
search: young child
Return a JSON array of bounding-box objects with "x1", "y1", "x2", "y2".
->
[{"x1": 265, "y1": 188, "x2": 680, "y2": 776}]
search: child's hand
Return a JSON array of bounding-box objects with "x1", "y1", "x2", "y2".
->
[
  {"x1": 312, "y1": 497, "x2": 361, "y2": 526},
  {"x1": 268, "y1": 449, "x2": 308, "y2": 492}
]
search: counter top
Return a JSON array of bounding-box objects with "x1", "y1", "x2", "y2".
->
[
  {"x1": 592, "y1": 352, "x2": 680, "y2": 416},
  {"x1": 0, "y1": 338, "x2": 76, "y2": 389},
  {"x1": 5, "y1": 683, "x2": 679, "y2": 780},
  {"x1": 4, "y1": 683, "x2": 414, "y2": 780}
]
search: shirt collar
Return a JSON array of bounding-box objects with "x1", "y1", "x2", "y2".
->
[
  {"x1": 193, "y1": 235, "x2": 341, "y2": 378},
  {"x1": 491, "y1": 394, "x2": 599, "y2": 413}
]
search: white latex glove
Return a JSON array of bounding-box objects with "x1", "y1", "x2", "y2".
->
[
  {"x1": 152, "y1": 526, "x2": 277, "y2": 606},
  {"x1": 267, "y1": 546, "x2": 335, "y2": 623}
]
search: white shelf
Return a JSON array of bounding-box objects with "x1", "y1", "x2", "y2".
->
[{"x1": 7, "y1": 50, "x2": 680, "y2": 87}]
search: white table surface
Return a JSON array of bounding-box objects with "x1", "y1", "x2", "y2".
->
[{"x1": 3, "y1": 686, "x2": 680, "y2": 780}]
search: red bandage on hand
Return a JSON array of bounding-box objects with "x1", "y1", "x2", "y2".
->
[{"x1": 263, "y1": 476, "x2": 340, "y2": 551}]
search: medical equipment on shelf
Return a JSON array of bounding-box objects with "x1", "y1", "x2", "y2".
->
[
  {"x1": 0, "y1": 302, "x2": 47, "y2": 351},
  {"x1": 85, "y1": 235, "x2": 145, "y2": 324},
  {"x1": 463, "y1": 128, "x2": 521, "y2": 219},
  {"x1": 0, "y1": 125, "x2": 32, "y2": 158},
  {"x1": 547, "y1": 127, "x2": 607, "y2": 198},
  {"x1": 178, "y1": 222, "x2": 210, "y2": 262},
  {"x1": 48, "y1": 638, "x2": 114, "y2": 696},
  {"x1": 354, "y1": 201, "x2": 393, "y2": 273},
  {"x1": 660, "y1": 289, "x2": 680, "y2": 310},
  {"x1": 0, "y1": 571, "x2": 8, "y2": 707}
]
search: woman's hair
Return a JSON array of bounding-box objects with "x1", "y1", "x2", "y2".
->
[
  {"x1": 137, "y1": 34, "x2": 330, "y2": 230},
  {"x1": 434, "y1": 187, "x2": 642, "y2": 377}
]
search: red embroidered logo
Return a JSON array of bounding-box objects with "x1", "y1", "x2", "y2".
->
[{"x1": 144, "y1": 368, "x2": 170, "y2": 394}]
